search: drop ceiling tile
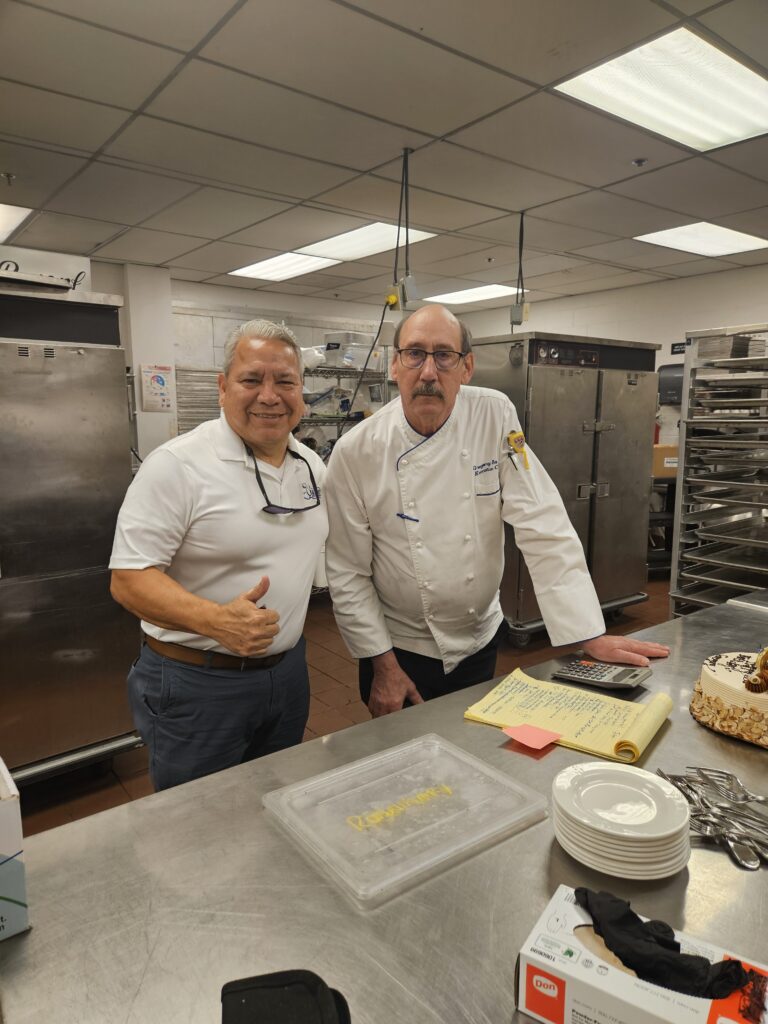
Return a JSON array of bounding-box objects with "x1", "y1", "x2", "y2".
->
[
  {"x1": 148, "y1": 61, "x2": 429, "y2": 171},
  {"x1": 316, "y1": 175, "x2": 508, "y2": 231},
  {"x1": 665, "y1": 1, "x2": 720, "y2": 13},
  {"x1": 450, "y1": 93, "x2": 689, "y2": 188},
  {"x1": 466, "y1": 213, "x2": 619, "y2": 250},
  {"x1": 281, "y1": 272, "x2": 361, "y2": 289},
  {"x1": 532, "y1": 191, "x2": 689, "y2": 236},
  {"x1": 172, "y1": 241, "x2": 280, "y2": 273},
  {"x1": 226, "y1": 207, "x2": 369, "y2": 249},
  {"x1": 664, "y1": 258, "x2": 742, "y2": 276},
  {"x1": 345, "y1": 0, "x2": 675, "y2": 83},
  {"x1": 320, "y1": 260, "x2": 384, "y2": 280},
  {"x1": 12, "y1": 212, "x2": 122, "y2": 253},
  {"x1": 0, "y1": 140, "x2": 86, "y2": 206},
  {"x1": 698, "y1": 0, "x2": 768, "y2": 70},
  {"x1": 201, "y1": 0, "x2": 530, "y2": 135},
  {"x1": 723, "y1": 247, "x2": 768, "y2": 266},
  {"x1": 542, "y1": 270, "x2": 666, "y2": 294},
  {"x1": 342, "y1": 272, "x2": 443, "y2": 295},
  {"x1": 205, "y1": 274, "x2": 265, "y2": 290},
  {"x1": 259, "y1": 282, "x2": 329, "y2": 296},
  {"x1": 609, "y1": 159, "x2": 768, "y2": 218},
  {"x1": 377, "y1": 143, "x2": 587, "y2": 210},
  {"x1": 571, "y1": 238, "x2": 697, "y2": 268},
  {"x1": 0, "y1": 4, "x2": 180, "y2": 107},
  {"x1": 418, "y1": 247, "x2": 516, "y2": 277},
  {"x1": 47, "y1": 163, "x2": 199, "y2": 223},
  {"x1": 32, "y1": 0, "x2": 238, "y2": 50},
  {"x1": 420, "y1": 277, "x2": 496, "y2": 298},
  {"x1": 106, "y1": 118, "x2": 354, "y2": 198},
  {"x1": 393, "y1": 234, "x2": 490, "y2": 264},
  {"x1": 526, "y1": 264, "x2": 627, "y2": 289},
  {"x1": 714, "y1": 206, "x2": 768, "y2": 237},
  {"x1": 461, "y1": 263, "x2": 521, "y2": 284},
  {"x1": 0, "y1": 81, "x2": 127, "y2": 153},
  {"x1": 711, "y1": 136, "x2": 768, "y2": 183},
  {"x1": 168, "y1": 267, "x2": 215, "y2": 282},
  {"x1": 93, "y1": 228, "x2": 205, "y2": 263},
  {"x1": 143, "y1": 188, "x2": 292, "y2": 238}
]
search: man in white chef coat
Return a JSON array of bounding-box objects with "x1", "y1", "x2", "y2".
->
[
  {"x1": 110, "y1": 320, "x2": 328, "y2": 787},
  {"x1": 324, "y1": 304, "x2": 668, "y2": 717}
]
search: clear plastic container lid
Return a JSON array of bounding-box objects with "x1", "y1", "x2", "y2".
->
[{"x1": 263, "y1": 734, "x2": 547, "y2": 907}]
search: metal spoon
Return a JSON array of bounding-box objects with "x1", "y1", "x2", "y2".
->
[{"x1": 689, "y1": 819, "x2": 762, "y2": 870}]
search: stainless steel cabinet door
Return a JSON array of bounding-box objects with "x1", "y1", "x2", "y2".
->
[
  {"x1": 590, "y1": 370, "x2": 656, "y2": 603},
  {"x1": 502, "y1": 366, "x2": 597, "y2": 625}
]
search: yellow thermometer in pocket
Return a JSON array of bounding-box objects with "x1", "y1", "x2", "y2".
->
[{"x1": 507, "y1": 431, "x2": 530, "y2": 470}]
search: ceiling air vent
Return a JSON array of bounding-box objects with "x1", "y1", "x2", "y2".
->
[
  {"x1": 43, "y1": 347, "x2": 55, "y2": 358},
  {"x1": 17, "y1": 346, "x2": 30, "y2": 358}
]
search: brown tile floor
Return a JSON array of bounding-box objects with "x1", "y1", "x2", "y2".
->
[{"x1": 19, "y1": 579, "x2": 671, "y2": 836}]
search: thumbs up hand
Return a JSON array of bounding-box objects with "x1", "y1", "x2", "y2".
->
[{"x1": 210, "y1": 576, "x2": 280, "y2": 656}]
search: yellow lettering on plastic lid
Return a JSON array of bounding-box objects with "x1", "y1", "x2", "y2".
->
[{"x1": 507, "y1": 431, "x2": 530, "y2": 469}]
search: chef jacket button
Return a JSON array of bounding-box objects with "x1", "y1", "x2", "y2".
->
[
  {"x1": 464, "y1": 534, "x2": 472, "y2": 541},
  {"x1": 463, "y1": 491, "x2": 470, "y2": 499},
  {"x1": 427, "y1": 613, "x2": 434, "y2": 620},
  {"x1": 401, "y1": 458, "x2": 409, "y2": 465},
  {"x1": 468, "y1": 607, "x2": 475, "y2": 614},
  {"x1": 407, "y1": 501, "x2": 415, "y2": 509},
  {"x1": 467, "y1": 573, "x2": 475, "y2": 581},
  {"x1": 461, "y1": 449, "x2": 468, "y2": 457},
  {"x1": 416, "y1": 541, "x2": 423, "y2": 549}
]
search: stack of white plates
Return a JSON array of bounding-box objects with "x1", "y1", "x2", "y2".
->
[{"x1": 552, "y1": 762, "x2": 690, "y2": 880}]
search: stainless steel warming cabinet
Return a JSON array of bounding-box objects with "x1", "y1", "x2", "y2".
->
[
  {"x1": 472, "y1": 332, "x2": 659, "y2": 646},
  {"x1": 0, "y1": 288, "x2": 139, "y2": 780}
]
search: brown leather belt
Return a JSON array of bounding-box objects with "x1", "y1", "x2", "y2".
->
[{"x1": 143, "y1": 634, "x2": 285, "y2": 671}]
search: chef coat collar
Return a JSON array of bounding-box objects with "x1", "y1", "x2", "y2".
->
[
  {"x1": 396, "y1": 390, "x2": 459, "y2": 466},
  {"x1": 212, "y1": 408, "x2": 300, "y2": 465}
]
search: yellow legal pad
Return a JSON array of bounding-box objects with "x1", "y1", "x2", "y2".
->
[{"x1": 464, "y1": 669, "x2": 673, "y2": 763}]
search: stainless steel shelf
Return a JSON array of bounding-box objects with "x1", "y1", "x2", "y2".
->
[
  {"x1": 696, "y1": 518, "x2": 768, "y2": 547},
  {"x1": 679, "y1": 563, "x2": 768, "y2": 591},
  {"x1": 305, "y1": 366, "x2": 385, "y2": 380}
]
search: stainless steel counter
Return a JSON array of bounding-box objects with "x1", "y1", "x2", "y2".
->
[{"x1": 1, "y1": 607, "x2": 766, "y2": 1024}]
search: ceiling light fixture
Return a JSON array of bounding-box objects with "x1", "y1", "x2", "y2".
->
[
  {"x1": 229, "y1": 252, "x2": 341, "y2": 281},
  {"x1": 0, "y1": 203, "x2": 34, "y2": 243},
  {"x1": 426, "y1": 284, "x2": 524, "y2": 305},
  {"x1": 634, "y1": 222, "x2": 768, "y2": 257},
  {"x1": 555, "y1": 27, "x2": 768, "y2": 151},
  {"x1": 298, "y1": 221, "x2": 434, "y2": 261}
]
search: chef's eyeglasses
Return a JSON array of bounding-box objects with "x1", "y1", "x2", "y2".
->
[
  {"x1": 395, "y1": 346, "x2": 467, "y2": 370},
  {"x1": 245, "y1": 446, "x2": 320, "y2": 515}
]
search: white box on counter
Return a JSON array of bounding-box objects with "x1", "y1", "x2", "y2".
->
[
  {"x1": 515, "y1": 885, "x2": 767, "y2": 1024},
  {"x1": 0, "y1": 757, "x2": 29, "y2": 941}
]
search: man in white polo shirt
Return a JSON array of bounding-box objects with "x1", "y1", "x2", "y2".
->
[
  {"x1": 325, "y1": 304, "x2": 668, "y2": 717},
  {"x1": 110, "y1": 320, "x2": 327, "y2": 790}
]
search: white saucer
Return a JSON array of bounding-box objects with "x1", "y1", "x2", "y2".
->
[
  {"x1": 553, "y1": 809, "x2": 689, "y2": 866},
  {"x1": 554, "y1": 825, "x2": 690, "y2": 879},
  {"x1": 552, "y1": 762, "x2": 689, "y2": 840}
]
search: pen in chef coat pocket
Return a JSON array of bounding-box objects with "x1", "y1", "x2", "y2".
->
[{"x1": 397, "y1": 513, "x2": 420, "y2": 522}]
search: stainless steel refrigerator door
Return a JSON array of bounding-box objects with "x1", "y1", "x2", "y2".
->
[
  {"x1": 502, "y1": 366, "x2": 597, "y2": 625},
  {"x1": 0, "y1": 342, "x2": 134, "y2": 577},
  {"x1": 590, "y1": 370, "x2": 657, "y2": 604}
]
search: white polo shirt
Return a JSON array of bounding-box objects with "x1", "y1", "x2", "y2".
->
[
  {"x1": 325, "y1": 385, "x2": 604, "y2": 673},
  {"x1": 110, "y1": 411, "x2": 328, "y2": 654}
]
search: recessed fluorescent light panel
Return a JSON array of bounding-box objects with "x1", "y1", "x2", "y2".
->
[
  {"x1": 298, "y1": 221, "x2": 434, "y2": 261},
  {"x1": 635, "y1": 222, "x2": 768, "y2": 257},
  {"x1": 425, "y1": 284, "x2": 523, "y2": 305},
  {"x1": 555, "y1": 27, "x2": 768, "y2": 151},
  {"x1": 0, "y1": 204, "x2": 34, "y2": 242},
  {"x1": 229, "y1": 252, "x2": 341, "y2": 281}
]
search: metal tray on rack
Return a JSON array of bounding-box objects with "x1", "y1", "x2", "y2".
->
[
  {"x1": 685, "y1": 417, "x2": 768, "y2": 426},
  {"x1": 685, "y1": 492, "x2": 768, "y2": 510},
  {"x1": 680, "y1": 542, "x2": 768, "y2": 573},
  {"x1": 685, "y1": 468, "x2": 768, "y2": 486},
  {"x1": 669, "y1": 582, "x2": 744, "y2": 607},
  {"x1": 696, "y1": 519, "x2": 768, "y2": 547},
  {"x1": 694, "y1": 398, "x2": 768, "y2": 408},
  {"x1": 694, "y1": 372, "x2": 768, "y2": 386},
  {"x1": 686, "y1": 438, "x2": 768, "y2": 449},
  {"x1": 708, "y1": 355, "x2": 768, "y2": 369},
  {"x1": 679, "y1": 564, "x2": 768, "y2": 591}
]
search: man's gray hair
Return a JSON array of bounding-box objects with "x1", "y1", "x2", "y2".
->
[
  {"x1": 222, "y1": 319, "x2": 303, "y2": 375},
  {"x1": 393, "y1": 308, "x2": 472, "y2": 354}
]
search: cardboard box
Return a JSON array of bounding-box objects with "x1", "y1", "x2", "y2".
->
[
  {"x1": 516, "y1": 885, "x2": 767, "y2": 1024},
  {"x1": 0, "y1": 757, "x2": 29, "y2": 941},
  {"x1": 652, "y1": 444, "x2": 678, "y2": 478}
]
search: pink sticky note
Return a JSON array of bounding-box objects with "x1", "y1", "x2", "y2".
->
[{"x1": 503, "y1": 724, "x2": 561, "y2": 750}]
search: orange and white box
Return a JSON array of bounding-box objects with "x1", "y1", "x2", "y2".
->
[{"x1": 516, "y1": 885, "x2": 767, "y2": 1024}]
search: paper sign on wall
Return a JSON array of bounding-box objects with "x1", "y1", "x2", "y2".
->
[{"x1": 140, "y1": 364, "x2": 175, "y2": 412}]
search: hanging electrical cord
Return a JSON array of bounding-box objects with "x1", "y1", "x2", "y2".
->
[
  {"x1": 515, "y1": 209, "x2": 526, "y2": 303},
  {"x1": 337, "y1": 299, "x2": 391, "y2": 439},
  {"x1": 392, "y1": 147, "x2": 413, "y2": 288}
]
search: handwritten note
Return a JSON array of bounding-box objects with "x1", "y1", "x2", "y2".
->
[{"x1": 465, "y1": 669, "x2": 673, "y2": 763}]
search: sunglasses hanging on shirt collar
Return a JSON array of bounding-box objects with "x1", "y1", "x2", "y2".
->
[{"x1": 245, "y1": 445, "x2": 320, "y2": 515}]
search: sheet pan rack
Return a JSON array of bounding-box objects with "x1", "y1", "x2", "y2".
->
[{"x1": 670, "y1": 324, "x2": 768, "y2": 616}]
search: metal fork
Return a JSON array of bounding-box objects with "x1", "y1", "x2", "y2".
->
[
  {"x1": 687, "y1": 766, "x2": 767, "y2": 805},
  {"x1": 689, "y1": 818, "x2": 762, "y2": 870}
]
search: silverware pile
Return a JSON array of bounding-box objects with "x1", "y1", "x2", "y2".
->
[{"x1": 656, "y1": 766, "x2": 768, "y2": 871}]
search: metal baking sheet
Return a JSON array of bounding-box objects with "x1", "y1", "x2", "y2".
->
[
  {"x1": 708, "y1": 355, "x2": 768, "y2": 369},
  {"x1": 685, "y1": 417, "x2": 768, "y2": 426},
  {"x1": 669, "y1": 583, "x2": 743, "y2": 607},
  {"x1": 679, "y1": 564, "x2": 768, "y2": 591},
  {"x1": 686, "y1": 438, "x2": 768, "y2": 449},
  {"x1": 686, "y1": 492, "x2": 768, "y2": 510},
  {"x1": 681, "y1": 542, "x2": 768, "y2": 574},
  {"x1": 696, "y1": 519, "x2": 768, "y2": 547},
  {"x1": 694, "y1": 398, "x2": 768, "y2": 408}
]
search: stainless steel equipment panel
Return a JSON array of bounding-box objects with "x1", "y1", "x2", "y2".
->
[{"x1": 590, "y1": 370, "x2": 656, "y2": 603}]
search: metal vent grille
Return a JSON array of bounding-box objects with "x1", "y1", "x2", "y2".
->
[
  {"x1": 175, "y1": 368, "x2": 220, "y2": 433},
  {"x1": 43, "y1": 347, "x2": 55, "y2": 358},
  {"x1": 17, "y1": 345, "x2": 29, "y2": 358}
]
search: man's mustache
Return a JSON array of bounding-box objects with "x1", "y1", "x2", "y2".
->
[{"x1": 412, "y1": 383, "x2": 444, "y2": 399}]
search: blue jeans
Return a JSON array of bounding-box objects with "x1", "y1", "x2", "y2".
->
[{"x1": 128, "y1": 638, "x2": 309, "y2": 791}]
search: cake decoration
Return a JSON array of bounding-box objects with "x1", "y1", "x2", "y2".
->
[{"x1": 690, "y1": 649, "x2": 768, "y2": 748}]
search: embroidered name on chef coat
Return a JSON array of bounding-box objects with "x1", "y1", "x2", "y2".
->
[{"x1": 473, "y1": 458, "x2": 499, "y2": 477}]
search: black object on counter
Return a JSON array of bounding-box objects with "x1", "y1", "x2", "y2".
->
[
  {"x1": 222, "y1": 970, "x2": 351, "y2": 1023},
  {"x1": 574, "y1": 888, "x2": 749, "y2": 999}
]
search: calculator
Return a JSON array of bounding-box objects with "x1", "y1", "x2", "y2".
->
[{"x1": 552, "y1": 659, "x2": 652, "y2": 690}]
